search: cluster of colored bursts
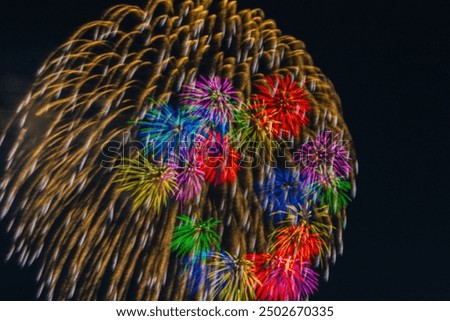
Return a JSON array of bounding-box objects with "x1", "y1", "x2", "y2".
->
[
  {"x1": 115, "y1": 74, "x2": 352, "y2": 300},
  {"x1": 169, "y1": 210, "x2": 331, "y2": 301}
]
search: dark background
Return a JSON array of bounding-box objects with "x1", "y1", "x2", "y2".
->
[{"x1": 0, "y1": 0, "x2": 448, "y2": 300}]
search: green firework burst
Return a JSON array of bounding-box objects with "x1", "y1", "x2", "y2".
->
[
  {"x1": 171, "y1": 215, "x2": 221, "y2": 259},
  {"x1": 315, "y1": 178, "x2": 352, "y2": 213}
]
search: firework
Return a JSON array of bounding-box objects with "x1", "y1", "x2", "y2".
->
[
  {"x1": 180, "y1": 76, "x2": 240, "y2": 135},
  {"x1": 314, "y1": 177, "x2": 352, "y2": 213},
  {"x1": 253, "y1": 74, "x2": 310, "y2": 139},
  {"x1": 180, "y1": 252, "x2": 213, "y2": 299},
  {"x1": 269, "y1": 223, "x2": 325, "y2": 264},
  {"x1": 114, "y1": 152, "x2": 177, "y2": 211},
  {"x1": 253, "y1": 255, "x2": 319, "y2": 301},
  {"x1": 199, "y1": 132, "x2": 240, "y2": 186},
  {"x1": 255, "y1": 167, "x2": 304, "y2": 222},
  {"x1": 270, "y1": 204, "x2": 332, "y2": 262},
  {"x1": 171, "y1": 215, "x2": 221, "y2": 260},
  {"x1": 208, "y1": 251, "x2": 260, "y2": 301},
  {"x1": 295, "y1": 131, "x2": 351, "y2": 186},
  {"x1": 233, "y1": 101, "x2": 280, "y2": 154},
  {"x1": 0, "y1": 0, "x2": 356, "y2": 300},
  {"x1": 168, "y1": 148, "x2": 205, "y2": 203},
  {"x1": 137, "y1": 103, "x2": 206, "y2": 161}
]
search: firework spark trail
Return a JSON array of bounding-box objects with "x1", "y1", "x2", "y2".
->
[{"x1": 0, "y1": 0, "x2": 357, "y2": 300}]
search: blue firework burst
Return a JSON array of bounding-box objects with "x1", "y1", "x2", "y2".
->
[
  {"x1": 137, "y1": 103, "x2": 206, "y2": 161},
  {"x1": 255, "y1": 167, "x2": 305, "y2": 223},
  {"x1": 180, "y1": 251, "x2": 214, "y2": 299}
]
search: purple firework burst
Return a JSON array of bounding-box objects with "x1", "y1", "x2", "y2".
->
[
  {"x1": 295, "y1": 131, "x2": 351, "y2": 186},
  {"x1": 180, "y1": 76, "x2": 240, "y2": 134}
]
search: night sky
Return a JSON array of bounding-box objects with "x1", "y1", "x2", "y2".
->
[{"x1": 0, "y1": 0, "x2": 448, "y2": 300}]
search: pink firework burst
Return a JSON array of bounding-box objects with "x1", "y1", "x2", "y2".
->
[
  {"x1": 168, "y1": 148, "x2": 205, "y2": 203},
  {"x1": 180, "y1": 76, "x2": 240, "y2": 134},
  {"x1": 247, "y1": 254, "x2": 319, "y2": 301}
]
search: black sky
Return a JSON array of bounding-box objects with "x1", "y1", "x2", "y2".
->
[{"x1": 0, "y1": 0, "x2": 449, "y2": 300}]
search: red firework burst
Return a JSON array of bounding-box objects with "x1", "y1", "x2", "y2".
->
[
  {"x1": 198, "y1": 131, "x2": 240, "y2": 186},
  {"x1": 246, "y1": 253, "x2": 319, "y2": 301},
  {"x1": 252, "y1": 74, "x2": 310, "y2": 138},
  {"x1": 270, "y1": 223, "x2": 325, "y2": 264}
]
